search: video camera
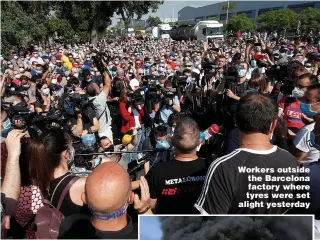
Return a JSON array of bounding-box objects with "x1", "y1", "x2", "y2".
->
[
  {"x1": 202, "y1": 62, "x2": 218, "y2": 77},
  {"x1": 265, "y1": 64, "x2": 288, "y2": 81},
  {"x1": 127, "y1": 88, "x2": 145, "y2": 106},
  {"x1": 162, "y1": 88, "x2": 177, "y2": 101}
]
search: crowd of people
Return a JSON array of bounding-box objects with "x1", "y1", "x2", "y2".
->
[{"x1": 1, "y1": 30, "x2": 320, "y2": 239}]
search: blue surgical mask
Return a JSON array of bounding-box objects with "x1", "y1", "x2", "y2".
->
[
  {"x1": 237, "y1": 69, "x2": 247, "y2": 78},
  {"x1": 156, "y1": 139, "x2": 170, "y2": 149},
  {"x1": 23, "y1": 84, "x2": 30, "y2": 89},
  {"x1": 300, "y1": 102, "x2": 318, "y2": 118},
  {"x1": 1, "y1": 118, "x2": 12, "y2": 138},
  {"x1": 186, "y1": 77, "x2": 193, "y2": 83}
]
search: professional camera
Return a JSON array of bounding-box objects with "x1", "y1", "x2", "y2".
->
[
  {"x1": 202, "y1": 62, "x2": 218, "y2": 77},
  {"x1": 162, "y1": 87, "x2": 177, "y2": 102},
  {"x1": 176, "y1": 76, "x2": 188, "y2": 85},
  {"x1": 142, "y1": 75, "x2": 158, "y2": 86},
  {"x1": 265, "y1": 64, "x2": 288, "y2": 81},
  {"x1": 127, "y1": 88, "x2": 145, "y2": 106},
  {"x1": 91, "y1": 53, "x2": 112, "y2": 78}
]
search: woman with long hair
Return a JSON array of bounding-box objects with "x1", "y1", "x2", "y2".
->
[{"x1": 28, "y1": 129, "x2": 87, "y2": 217}]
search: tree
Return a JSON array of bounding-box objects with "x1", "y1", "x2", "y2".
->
[
  {"x1": 257, "y1": 9, "x2": 298, "y2": 33},
  {"x1": 114, "y1": 1, "x2": 163, "y2": 32},
  {"x1": 147, "y1": 16, "x2": 162, "y2": 27},
  {"x1": 226, "y1": 14, "x2": 256, "y2": 32},
  {"x1": 1, "y1": 1, "x2": 48, "y2": 58},
  {"x1": 299, "y1": 8, "x2": 320, "y2": 34}
]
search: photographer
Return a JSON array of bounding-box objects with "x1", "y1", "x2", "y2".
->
[
  {"x1": 69, "y1": 90, "x2": 100, "y2": 143},
  {"x1": 86, "y1": 70, "x2": 113, "y2": 142},
  {"x1": 154, "y1": 80, "x2": 181, "y2": 124}
]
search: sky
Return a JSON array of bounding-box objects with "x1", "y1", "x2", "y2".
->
[
  {"x1": 111, "y1": 0, "x2": 216, "y2": 26},
  {"x1": 140, "y1": 216, "x2": 162, "y2": 240}
]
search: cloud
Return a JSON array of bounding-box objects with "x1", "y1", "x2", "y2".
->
[{"x1": 160, "y1": 216, "x2": 312, "y2": 240}]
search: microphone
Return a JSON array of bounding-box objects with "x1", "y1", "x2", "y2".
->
[{"x1": 201, "y1": 124, "x2": 223, "y2": 141}]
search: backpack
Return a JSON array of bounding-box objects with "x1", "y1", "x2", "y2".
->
[{"x1": 34, "y1": 176, "x2": 79, "y2": 239}]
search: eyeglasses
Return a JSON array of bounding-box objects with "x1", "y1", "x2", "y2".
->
[
  {"x1": 297, "y1": 84, "x2": 309, "y2": 89},
  {"x1": 138, "y1": 73, "x2": 144, "y2": 75}
]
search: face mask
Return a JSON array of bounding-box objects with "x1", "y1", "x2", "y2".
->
[
  {"x1": 186, "y1": 77, "x2": 193, "y2": 83},
  {"x1": 1, "y1": 118, "x2": 12, "y2": 138},
  {"x1": 26, "y1": 57, "x2": 30, "y2": 60},
  {"x1": 158, "y1": 67, "x2": 164, "y2": 72},
  {"x1": 36, "y1": 70, "x2": 42, "y2": 74},
  {"x1": 86, "y1": 58, "x2": 91, "y2": 61},
  {"x1": 156, "y1": 139, "x2": 170, "y2": 149},
  {"x1": 23, "y1": 84, "x2": 30, "y2": 89},
  {"x1": 14, "y1": 56, "x2": 18, "y2": 60},
  {"x1": 250, "y1": 60, "x2": 257, "y2": 67},
  {"x1": 9, "y1": 64, "x2": 13, "y2": 69},
  {"x1": 34, "y1": 54, "x2": 38, "y2": 58},
  {"x1": 114, "y1": 61, "x2": 119, "y2": 65},
  {"x1": 42, "y1": 88, "x2": 50, "y2": 95},
  {"x1": 300, "y1": 102, "x2": 318, "y2": 118},
  {"x1": 104, "y1": 144, "x2": 115, "y2": 152},
  {"x1": 292, "y1": 87, "x2": 304, "y2": 98},
  {"x1": 305, "y1": 67, "x2": 311, "y2": 72},
  {"x1": 237, "y1": 69, "x2": 247, "y2": 78}
]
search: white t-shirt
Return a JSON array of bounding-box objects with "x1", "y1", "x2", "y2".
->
[
  {"x1": 132, "y1": 108, "x2": 141, "y2": 129},
  {"x1": 90, "y1": 91, "x2": 112, "y2": 135},
  {"x1": 293, "y1": 122, "x2": 320, "y2": 163}
]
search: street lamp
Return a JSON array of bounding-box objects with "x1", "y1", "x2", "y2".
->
[
  {"x1": 167, "y1": 3, "x2": 175, "y2": 23},
  {"x1": 226, "y1": 0, "x2": 230, "y2": 25}
]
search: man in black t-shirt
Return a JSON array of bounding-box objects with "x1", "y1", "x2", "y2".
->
[
  {"x1": 59, "y1": 162, "x2": 152, "y2": 239},
  {"x1": 146, "y1": 117, "x2": 212, "y2": 214},
  {"x1": 195, "y1": 93, "x2": 300, "y2": 214}
]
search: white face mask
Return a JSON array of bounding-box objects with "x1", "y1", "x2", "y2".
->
[
  {"x1": 292, "y1": 87, "x2": 305, "y2": 98},
  {"x1": 42, "y1": 88, "x2": 50, "y2": 95},
  {"x1": 14, "y1": 56, "x2": 18, "y2": 60}
]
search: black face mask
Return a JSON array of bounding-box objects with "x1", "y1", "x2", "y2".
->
[{"x1": 103, "y1": 145, "x2": 114, "y2": 153}]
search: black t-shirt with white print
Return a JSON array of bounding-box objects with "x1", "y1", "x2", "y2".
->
[
  {"x1": 195, "y1": 146, "x2": 299, "y2": 214},
  {"x1": 146, "y1": 158, "x2": 212, "y2": 214}
]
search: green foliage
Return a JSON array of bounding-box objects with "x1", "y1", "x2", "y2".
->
[
  {"x1": 1, "y1": 1, "x2": 164, "y2": 52},
  {"x1": 147, "y1": 16, "x2": 162, "y2": 27},
  {"x1": 206, "y1": 17, "x2": 219, "y2": 21},
  {"x1": 114, "y1": 1, "x2": 163, "y2": 28},
  {"x1": 257, "y1": 9, "x2": 298, "y2": 32},
  {"x1": 1, "y1": 1, "x2": 48, "y2": 58},
  {"x1": 298, "y1": 8, "x2": 320, "y2": 33},
  {"x1": 226, "y1": 14, "x2": 256, "y2": 32}
]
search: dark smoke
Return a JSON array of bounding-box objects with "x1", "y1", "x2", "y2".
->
[{"x1": 160, "y1": 216, "x2": 312, "y2": 240}]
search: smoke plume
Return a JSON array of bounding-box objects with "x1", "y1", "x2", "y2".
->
[{"x1": 160, "y1": 216, "x2": 312, "y2": 240}]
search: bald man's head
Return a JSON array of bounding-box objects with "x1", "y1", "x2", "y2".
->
[{"x1": 84, "y1": 162, "x2": 131, "y2": 216}]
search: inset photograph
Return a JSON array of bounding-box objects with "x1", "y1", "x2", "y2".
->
[{"x1": 140, "y1": 216, "x2": 314, "y2": 240}]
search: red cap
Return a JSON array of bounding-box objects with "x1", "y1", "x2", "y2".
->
[{"x1": 208, "y1": 124, "x2": 219, "y2": 135}]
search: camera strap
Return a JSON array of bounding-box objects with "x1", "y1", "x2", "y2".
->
[{"x1": 97, "y1": 103, "x2": 108, "y2": 123}]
